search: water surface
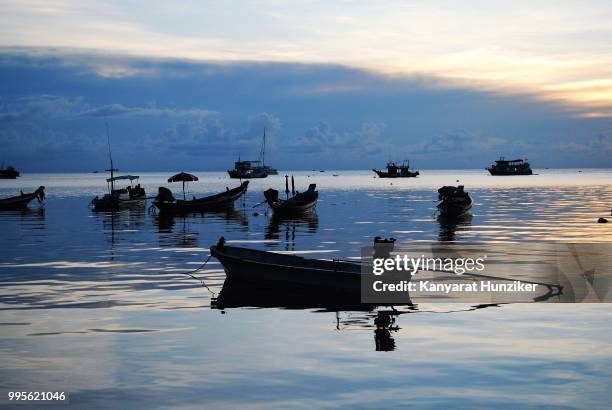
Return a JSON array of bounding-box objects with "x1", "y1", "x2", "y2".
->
[{"x1": 1, "y1": 170, "x2": 611, "y2": 408}]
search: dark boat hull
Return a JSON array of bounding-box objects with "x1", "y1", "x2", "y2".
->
[
  {"x1": 228, "y1": 169, "x2": 268, "y2": 179},
  {"x1": 154, "y1": 182, "x2": 248, "y2": 213},
  {"x1": 269, "y1": 198, "x2": 317, "y2": 216},
  {"x1": 373, "y1": 169, "x2": 419, "y2": 178},
  {"x1": 487, "y1": 168, "x2": 533, "y2": 176},
  {"x1": 0, "y1": 171, "x2": 19, "y2": 179},
  {"x1": 210, "y1": 244, "x2": 363, "y2": 292},
  {"x1": 437, "y1": 198, "x2": 472, "y2": 217},
  {"x1": 91, "y1": 195, "x2": 146, "y2": 212},
  {"x1": 0, "y1": 193, "x2": 38, "y2": 210}
]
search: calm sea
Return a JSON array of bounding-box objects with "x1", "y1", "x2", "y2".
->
[{"x1": 1, "y1": 169, "x2": 612, "y2": 409}]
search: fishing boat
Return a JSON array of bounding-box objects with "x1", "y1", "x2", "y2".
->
[
  {"x1": 0, "y1": 186, "x2": 45, "y2": 210},
  {"x1": 91, "y1": 175, "x2": 146, "y2": 211},
  {"x1": 0, "y1": 164, "x2": 20, "y2": 179},
  {"x1": 228, "y1": 129, "x2": 277, "y2": 178},
  {"x1": 487, "y1": 157, "x2": 532, "y2": 175},
  {"x1": 228, "y1": 159, "x2": 268, "y2": 179},
  {"x1": 153, "y1": 178, "x2": 249, "y2": 214},
  {"x1": 210, "y1": 237, "x2": 363, "y2": 291},
  {"x1": 372, "y1": 161, "x2": 419, "y2": 178},
  {"x1": 437, "y1": 185, "x2": 472, "y2": 217},
  {"x1": 91, "y1": 126, "x2": 146, "y2": 212},
  {"x1": 263, "y1": 176, "x2": 318, "y2": 216}
]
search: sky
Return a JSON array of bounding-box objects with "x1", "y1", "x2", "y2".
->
[{"x1": 1, "y1": 0, "x2": 611, "y2": 171}]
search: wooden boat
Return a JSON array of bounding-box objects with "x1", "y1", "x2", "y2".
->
[
  {"x1": 0, "y1": 164, "x2": 20, "y2": 179},
  {"x1": 153, "y1": 181, "x2": 249, "y2": 213},
  {"x1": 373, "y1": 161, "x2": 419, "y2": 178},
  {"x1": 91, "y1": 175, "x2": 146, "y2": 211},
  {"x1": 0, "y1": 186, "x2": 45, "y2": 210},
  {"x1": 437, "y1": 185, "x2": 472, "y2": 217},
  {"x1": 210, "y1": 237, "x2": 363, "y2": 291},
  {"x1": 228, "y1": 130, "x2": 277, "y2": 178},
  {"x1": 264, "y1": 176, "x2": 318, "y2": 216},
  {"x1": 487, "y1": 157, "x2": 532, "y2": 175},
  {"x1": 91, "y1": 126, "x2": 146, "y2": 212}
]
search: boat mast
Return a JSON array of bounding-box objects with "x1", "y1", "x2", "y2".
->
[
  {"x1": 261, "y1": 128, "x2": 266, "y2": 167},
  {"x1": 105, "y1": 123, "x2": 117, "y2": 193}
]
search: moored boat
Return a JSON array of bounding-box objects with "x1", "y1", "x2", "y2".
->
[
  {"x1": 0, "y1": 186, "x2": 45, "y2": 210},
  {"x1": 228, "y1": 160, "x2": 268, "y2": 179},
  {"x1": 91, "y1": 175, "x2": 146, "y2": 211},
  {"x1": 153, "y1": 181, "x2": 249, "y2": 214},
  {"x1": 210, "y1": 237, "x2": 363, "y2": 291},
  {"x1": 91, "y1": 126, "x2": 146, "y2": 212},
  {"x1": 487, "y1": 157, "x2": 532, "y2": 175},
  {"x1": 0, "y1": 164, "x2": 20, "y2": 179},
  {"x1": 228, "y1": 129, "x2": 277, "y2": 178},
  {"x1": 437, "y1": 185, "x2": 472, "y2": 217},
  {"x1": 373, "y1": 161, "x2": 419, "y2": 178},
  {"x1": 264, "y1": 176, "x2": 318, "y2": 216}
]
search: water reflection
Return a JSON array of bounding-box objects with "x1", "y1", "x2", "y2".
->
[
  {"x1": 437, "y1": 212, "x2": 473, "y2": 241},
  {"x1": 374, "y1": 311, "x2": 398, "y2": 351},
  {"x1": 264, "y1": 212, "x2": 319, "y2": 250},
  {"x1": 94, "y1": 208, "x2": 146, "y2": 247}
]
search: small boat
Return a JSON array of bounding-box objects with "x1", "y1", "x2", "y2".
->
[
  {"x1": 91, "y1": 126, "x2": 146, "y2": 212},
  {"x1": 228, "y1": 129, "x2": 277, "y2": 178},
  {"x1": 154, "y1": 180, "x2": 249, "y2": 214},
  {"x1": 228, "y1": 160, "x2": 269, "y2": 179},
  {"x1": 373, "y1": 161, "x2": 419, "y2": 178},
  {"x1": 91, "y1": 175, "x2": 146, "y2": 211},
  {"x1": 437, "y1": 185, "x2": 472, "y2": 217},
  {"x1": 210, "y1": 237, "x2": 363, "y2": 291},
  {"x1": 0, "y1": 164, "x2": 20, "y2": 179},
  {"x1": 0, "y1": 186, "x2": 45, "y2": 210},
  {"x1": 264, "y1": 176, "x2": 318, "y2": 216},
  {"x1": 487, "y1": 157, "x2": 532, "y2": 175}
]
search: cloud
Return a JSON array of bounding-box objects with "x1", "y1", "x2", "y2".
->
[
  {"x1": 0, "y1": 51, "x2": 611, "y2": 170},
  {"x1": 283, "y1": 121, "x2": 385, "y2": 156}
]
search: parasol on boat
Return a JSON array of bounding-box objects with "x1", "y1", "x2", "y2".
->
[{"x1": 168, "y1": 172, "x2": 199, "y2": 200}]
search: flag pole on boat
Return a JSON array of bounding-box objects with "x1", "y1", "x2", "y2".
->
[
  {"x1": 291, "y1": 176, "x2": 295, "y2": 196},
  {"x1": 285, "y1": 175, "x2": 289, "y2": 199}
]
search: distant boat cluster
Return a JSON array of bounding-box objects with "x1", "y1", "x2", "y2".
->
[{"x1": 372, "y1": 157, "x2": 533, "y2": 178}]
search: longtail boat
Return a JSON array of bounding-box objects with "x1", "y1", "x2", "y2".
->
[
  {"x1": 264, "y1": 176, "x2": 318, "y2": 216},
  {"x1": 0, "y1": 186, "x2": 45, "y2": 210},
  {"x1": 153, "y1": 181, "x2": 249, "y2": 214},
  {"x1": 437, "y1": 185, "x2": 472, "y2": 217},
  {"x1": 91, "y1": 125, "x2": 146, "y2": 212}
]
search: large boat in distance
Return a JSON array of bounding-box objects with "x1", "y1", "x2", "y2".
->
[
  {"x1": 372, "y1": 161, "x2": 419, "y2": 178},
  {"x1": 0, "y1": 164, "x2": 20, "y2": 179},
  {"x1": 487, "y1": 157, "x2": 532, "y2": 175},
  {"x1": 228, "y1": 129, "x2": 278, "y2": 179}
]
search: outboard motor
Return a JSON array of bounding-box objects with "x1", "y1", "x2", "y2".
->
[
  {"x1": 156, "y1": 187, "x2": 175, "y2": 203},
  {"x1": 264, "y1": 188, "x2": 279, "y2": 204},
  {"x1": 35, "y1": 186, "x2": 45, "y2": 203},
  {"x1": 373, "y1": 236, "x2": 396, "y2": 259}
]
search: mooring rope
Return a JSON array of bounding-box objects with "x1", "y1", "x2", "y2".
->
[{"x1": 173, "y1": 254, "x2": 216, "y2": 296}]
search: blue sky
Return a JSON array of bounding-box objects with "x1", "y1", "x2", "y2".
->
[{"x1": 1, "y1": 1, "x2": 612, "y2": 171}]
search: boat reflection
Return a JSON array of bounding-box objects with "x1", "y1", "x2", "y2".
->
[
  {"x1": 374, "y1": 311, "x2": 399, "y2": 351},
  {"x1": 437, "y1": 212, "x2": 472, "y2": 241},
  {"x1": 0, "y1": 206, "x2": 46, "y2": 222},
  {"x1": 212, "y1": 279, "x2": 414, "y2": 351},
  {"x1": 94, "y1": 208, "x2": 146, "y2": 247},
  {"x1": 154, "y1": 207, "x2": 248, "y2": 232},
  {"x1": 264, "y1": 212, "x2": 319, "y2": 250}
]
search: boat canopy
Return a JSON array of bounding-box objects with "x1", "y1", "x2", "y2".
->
[{"x1": 107, "y1": 175, "x2": 139, "y2": 182}]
